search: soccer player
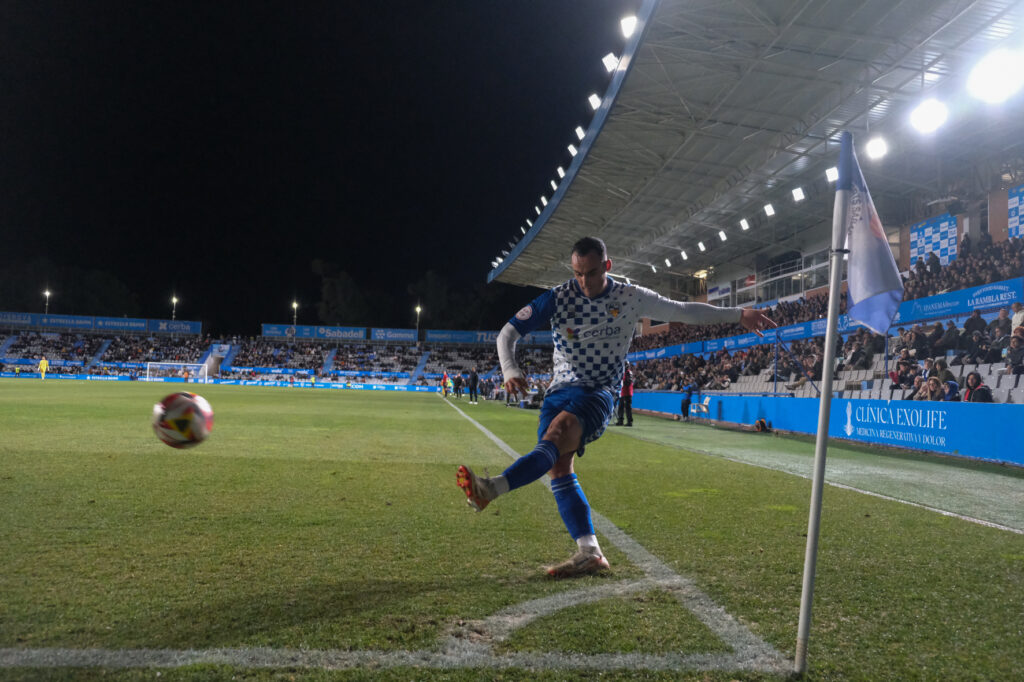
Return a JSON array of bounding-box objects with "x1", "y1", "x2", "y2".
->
[
  {"x1": 37, "y1": 355, "x2": 48, "y2": 380},
  {"x1": 456, "y1": 237, "x2": 774, "y2": 577}
]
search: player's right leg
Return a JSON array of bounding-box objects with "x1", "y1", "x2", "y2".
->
[{"x1": 455, "y1": 389, "x2": 577, "y2": 511}]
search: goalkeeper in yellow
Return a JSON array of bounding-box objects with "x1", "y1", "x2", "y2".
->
[{"x1": 38, "y1": 355, "x2": 49, "y2": 380}]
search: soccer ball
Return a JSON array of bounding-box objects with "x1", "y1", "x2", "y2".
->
[{"x1": 152, "y1": 392, "x2": 214, "y2": 449}]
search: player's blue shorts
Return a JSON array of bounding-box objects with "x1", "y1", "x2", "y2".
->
[{"x1": 538, "y1": 385, "x2": 615, "y2": 456}]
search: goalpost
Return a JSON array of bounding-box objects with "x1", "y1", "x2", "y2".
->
[{"x1": 144, "y1": 362, "x2": 209, "y2": 383}]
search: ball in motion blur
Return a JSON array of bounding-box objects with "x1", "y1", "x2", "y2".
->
[{"x1": 152, "y1": 392, "x2": 214, "y2": 448}]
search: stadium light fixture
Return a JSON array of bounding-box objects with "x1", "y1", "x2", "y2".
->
[
  {"x1": 740, "y1": 218, "x2": 750, "y2": 231},
  {"x1": 680, "y1": 250, "x2": 688, "y2": 260},
  {"x1": 496, "y1": 256, "x2": 503, "y2": 263},
  {"x1": 535, "y1": 205, "x2": 541, "y2": 215},
  {"x1": 664, "y1": 258, "x2": 671, "y2": 267},
  {"x1": 43, "y1": 289, "x2": 51, "y2": 314},
  {"x1": 621, "y1": 15, "x2": 637, "y2": 38},
  {"x1": 415, "y1": 304, "x2": 422, "y2": 338},
  {"x1": 520, "y1": 225, "x2": 527, "y2": 234},
  {"x1": 171, "y1": 295, "x2": 178, "y2": 320},
  {"x1": 698, "y1": 241, "x2": 706, "y2": 252},
  {"x1": 764, "y1": 203, "x2": 775, "y2": 217},
  {"x1": 865, "y1": 136, "x2": 888, "y2": 159},
  {"x1": 602, "y1": 53, "x2": 619, "y2": 72},
  {"x1": 556, "y1": 166, "x2": 565, "y2": 179},
  {"x1": 491, "y1": 260, "x2": 498, "y2": 268},
  {"x1": 291, "y1": 300, "x2": 298, "y2": 326},
  {"x1": 568, "y1": 144, "x2": 578, "y2": 157},
  {"x1": 792, "y1": 187, "x2": 805, "y2": 202},
  {"x1": 718, "y1": 230, "x2": 727, "y2": 241},
  {"x1": 967, "y1": 48, "x2": 1024, "y2": 103},
  {"x1": 550, "y1": 180, "x2": 558, "y2": 191},
  {"x1": 825, "y1": 166, "x2": 839, "y2": 182},
  {"x1": 910, "y1": 98, "x2": 948, "y2": 133},
  {"x1": 588, "y1": 93, "x2": 601, "y2": 110},
  {"x1": 526, "y1": 219, "x2": 533, "y2": 227},
  {"x1": 575, "y1": 126, "x2": 585, "y2": 141},
  {"x1": 540, "y1": 196, "x2": 548, "y2": 206},
  {"x1": 501, "y1": 249, "x2": 510, "y2": 257}
]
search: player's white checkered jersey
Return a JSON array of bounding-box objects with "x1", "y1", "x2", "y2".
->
[{"x1": 504, "y1": 276, "x2": 742, "y2": 394}]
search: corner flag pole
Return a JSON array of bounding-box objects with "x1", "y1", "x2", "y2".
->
[{"x1": 794, "y1": 134, "x2": 852, "y2": 675}]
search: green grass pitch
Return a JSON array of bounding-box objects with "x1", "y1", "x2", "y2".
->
[{"x1": 1, "y1": 380, "x2": 1022, "y2": 680}]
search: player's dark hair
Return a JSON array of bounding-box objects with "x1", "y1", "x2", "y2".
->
[{"x1": 572, "y1": 237, "x2": 607, "y2": 261}]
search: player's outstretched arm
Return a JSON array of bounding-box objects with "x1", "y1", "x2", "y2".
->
[{"x1": 739, "y1": 308, "x2": 777, "y2": 336}]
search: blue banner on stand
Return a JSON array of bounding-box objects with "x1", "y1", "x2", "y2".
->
[
  {"x1": 371, "y1": 328, "x2": 416, "y2": 342},
  {"x1": 95, "y1": 317, "x2": 148, "y2": 331},
  {"x1": 147, "y1": 319, "x2": 202, "y2": 334}
]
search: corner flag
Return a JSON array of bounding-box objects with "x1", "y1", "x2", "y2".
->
[{"x1": 840, "y1": 131, "x2": 904, "y2": 334}]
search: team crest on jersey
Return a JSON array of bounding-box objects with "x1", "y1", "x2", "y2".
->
[
  {"x1": 515, "y1": 305, "x2": 533, "y2": 321},
  {"x1": 565, "y1": 327, "x2": 579, "y2": 340},
  {"x1": 607, "y1": 305, "x2": 620, "y2": 318}
]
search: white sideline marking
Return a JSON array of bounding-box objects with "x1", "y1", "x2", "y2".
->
[
  {"x1": 0, "y1": 401, "x2": 789, "y2": 674},
  {"x1": 632, "y1": 431, "x2": 1024, "y2": 536}
]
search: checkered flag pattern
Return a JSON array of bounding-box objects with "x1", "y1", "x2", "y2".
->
[
  {"x1": 1009, "y1": 184, "x2": 1023, "y2": 240},
  {"x1": 909, "y1": 213, "x2": 958, "y2": 267}
]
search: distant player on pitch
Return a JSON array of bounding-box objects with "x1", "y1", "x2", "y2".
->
[
  {"x1": 456, "y1": 237, "x2": 774, "y2": 577},
  {"x1": 38, "y1": 355, "x2": 49, "y2": 380}
]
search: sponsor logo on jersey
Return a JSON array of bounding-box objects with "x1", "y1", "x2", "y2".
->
[
  {"x1": 565, "y1": 325, "x2": 622, "y2": 341},
  {"x1": 516, "y1": 305, "x2": 533, "y2": 321}
]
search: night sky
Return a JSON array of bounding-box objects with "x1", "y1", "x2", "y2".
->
[{"x1": 0, "y1": 1, "x2": 634, "y2": 334}]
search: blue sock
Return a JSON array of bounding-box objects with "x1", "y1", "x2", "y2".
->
[
  {"x1": 502, "y1": 440, "x2": 560, "y2": 491},
  {"x1": 551, "y1": 473, "x2": 594, "y2": 540}
]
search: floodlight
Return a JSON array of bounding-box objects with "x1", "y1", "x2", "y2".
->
[
  {"x1": 568, "y1": 144, "x2": 578, "y2": 156},
  {"x1": 520, "y1": 226, "x2": 526, "y2": 234},
  {"x1": 740, "y1": 218, "x2": 750, "y2": 230},
  {"x1": 540, "y1": 196, "x2": 548, "y2": 206},
  {"x1": 621, "y1": 15, "x2": 637, "y2": 38},
  {"x1": 718, "y1": 230, "x2": 727, "y2": 241},
  {"x1": 588, "y1": 93, "x2": 601, "y2": 110},
  {"x1": 550, "y1": 180, "x2": 558, "y2": 191},
  {"x1": 292, "y1": 300, "x2": 298, "y2": 310},
  {"x1": 526, "y1": 219, "x2": 533, "y2": 227},
  {"x1": 665, "y1": 258, "x2": 671, "y2": 267},
  {"x1": 967, "y1": 49, "x2": 1024, "y2": 104},
  {"x1": 680, "y1": 250, "x2": 688, "y2": 260},
  {"x1": 535, "y1": 205, "x2": 541, "y2": 215},
  {"x1": 825, "y1": 166, "x2": 839, "y2": 182},
  {"x1": 496, "y1": 256, "x2": 503, "y2": 263},
  {"x1": 501, "y1": 250, "x2": 509, "y2": 257},
  {"x1": 910, "y1": 98, "x2": 948, "y2": 133},
  {"x1": 602, "y1": 53, "x2": 619, "y2": 72},
  {"x1": 792, "y1": 187, "x2": 805, "y2": 202},
  {"x1": 698, "y1": 241, "x2": 706, "y2": 252},
  {"x1": 575, "y1": 126, "x2": 585, "y2": 140},
  {"x1": 556, "y1": 166, "x2": 565, "y2": 178},
  {"x1": 865, "y1": 137, "x2": 888, "y2": 160},
  {"x1": 764, "y1": 203, "x2": 775, "y2": 217}
]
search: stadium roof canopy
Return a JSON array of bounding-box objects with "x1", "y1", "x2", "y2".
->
[{"x1": 489, "y1": 0, "x2": 1024, "y2": 292}]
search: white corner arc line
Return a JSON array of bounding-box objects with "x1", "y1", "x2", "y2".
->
[{"x1": 442, "y1": 398, "x2": 789, "y2": 673}]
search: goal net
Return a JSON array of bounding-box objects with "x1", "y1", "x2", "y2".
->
[{"x1": 145, "y1": 362, "x2": 209, "y2": 383}]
